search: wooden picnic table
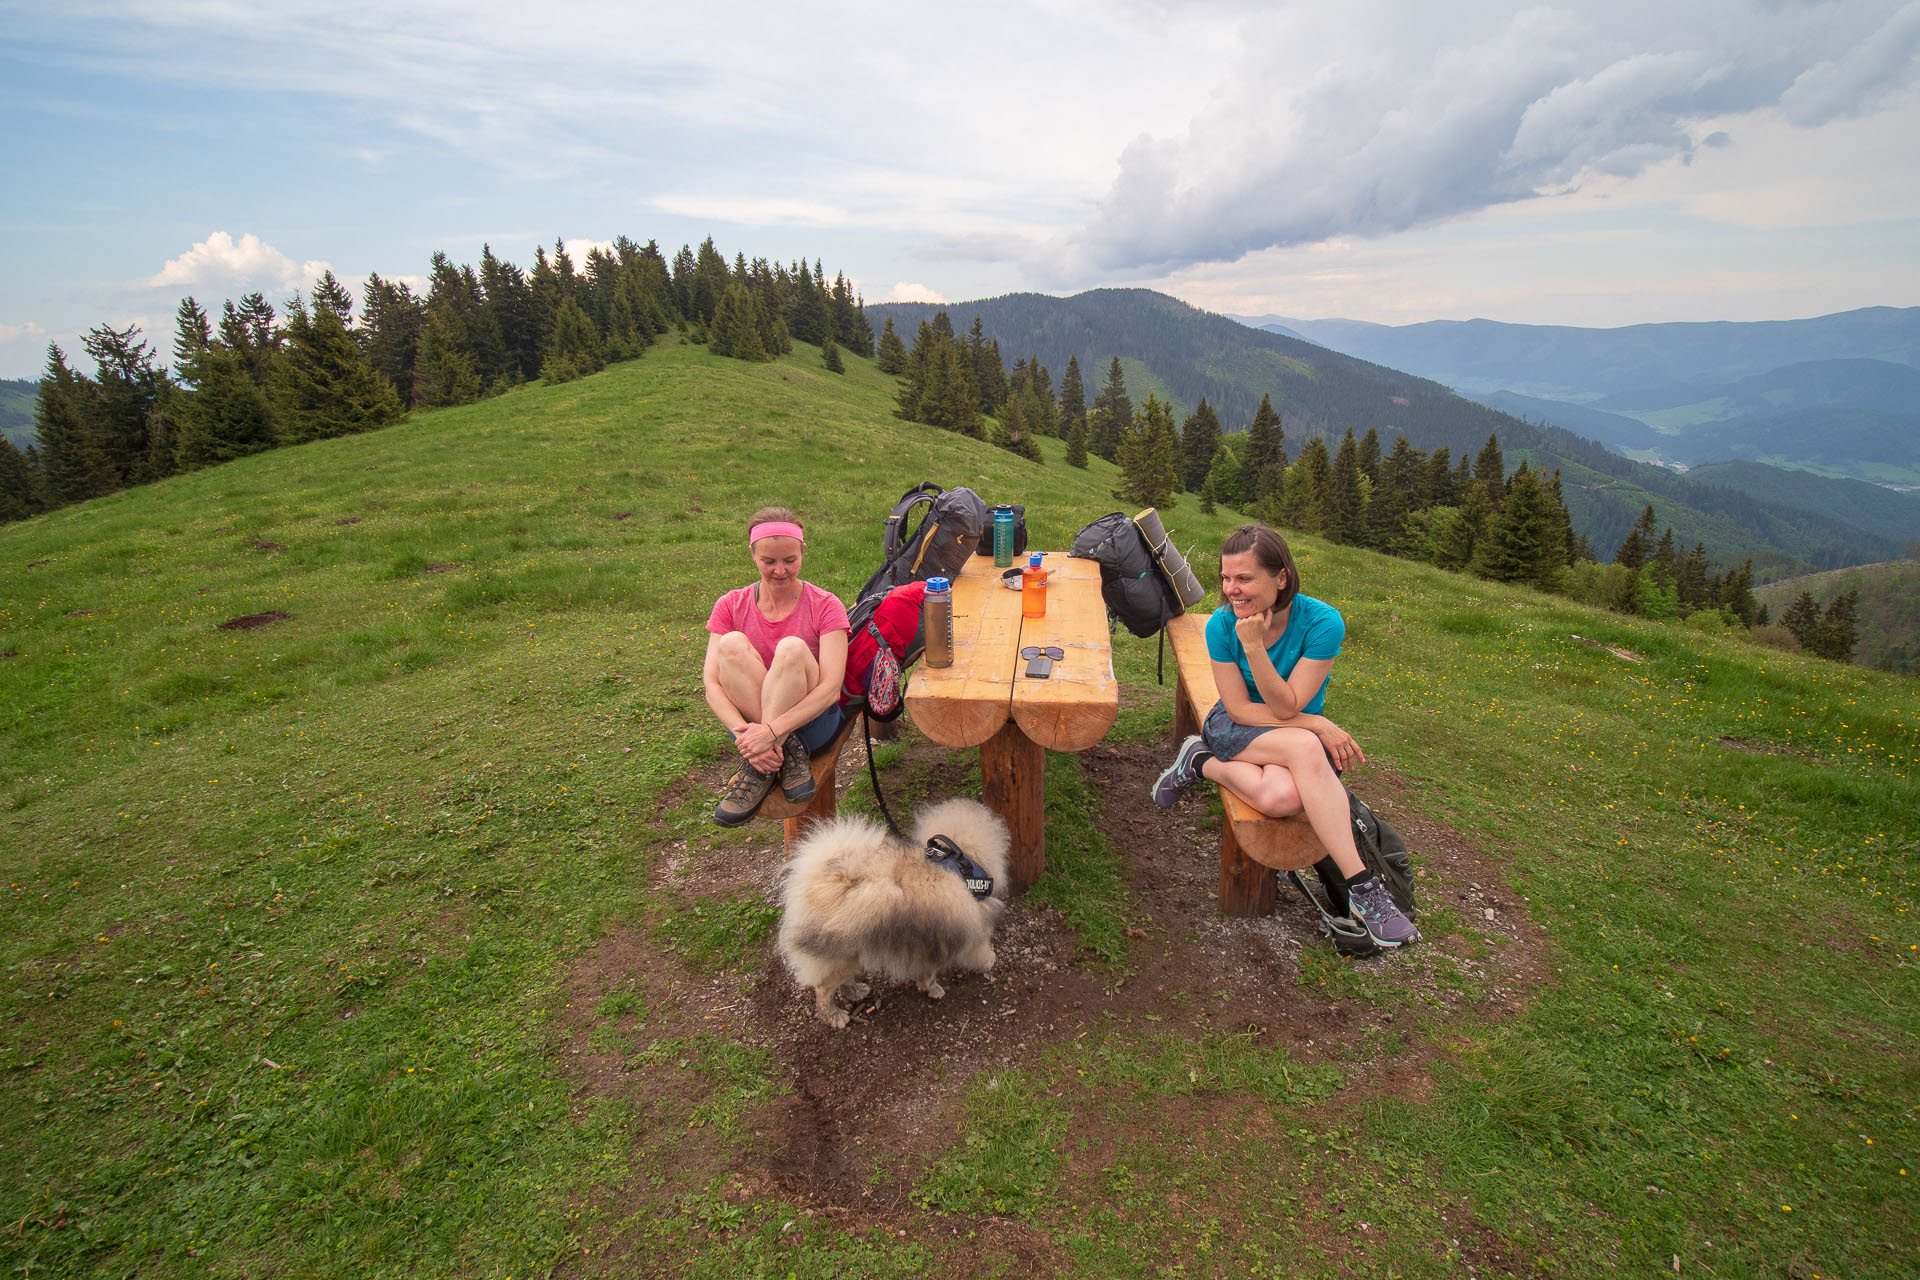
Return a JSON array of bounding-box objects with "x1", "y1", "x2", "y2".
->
[{"x1": 904, "y1": 551, "x2": 1118, "y2": 889}]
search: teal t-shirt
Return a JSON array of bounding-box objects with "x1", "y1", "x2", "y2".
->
[{"x1": 1204, "y1": 594, "x2": 1344, "y2": 715}]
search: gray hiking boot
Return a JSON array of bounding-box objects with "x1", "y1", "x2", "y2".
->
[
  {"x1": 714, "y1": 762, "x2": 774, "y2": 828},
  {"x1": 1348, "y1": 878, "x2": 1420, "y2": 949},
  {"x1": 778, "y1": 736, "x2": 816, "y2": 805},
  {"x1": 1152, "y1": 735, "x2": 1214, "y2": 807}
]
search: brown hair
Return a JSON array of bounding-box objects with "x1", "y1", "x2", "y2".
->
[
  {"x1": 747, "y1": 506, "x2": 804, "y2": 544},
  {"x1": 1219, "y1": 523, "x2": 1299, "y2": 610}
]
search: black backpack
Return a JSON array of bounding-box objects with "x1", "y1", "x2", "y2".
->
[
  {"x1": 1285, "y1": 787, "x2": 1417, "y2": 957},
  {"x1": 853, "y1": 483, "x2": 989, "y2": 608},
  {"x1": 1069, "y1": 512, "x2": 1185, "y2": 639}
]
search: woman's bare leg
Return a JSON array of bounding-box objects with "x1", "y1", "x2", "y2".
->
[
  {"x1": 759, "y1": 635, "x2": 820, "y2": 743},
  {"x1": 712, "y1": 632, "x2": 768, "y2": 721},
  {"x1": 1202, "y1": 727, "x2": 1364, "y2": 876}
]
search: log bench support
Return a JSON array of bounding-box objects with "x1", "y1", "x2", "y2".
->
[
  {"x1": 755, "y1": 714, "x2": 861, "y2": 855},
  {"x1": 1164, "y1": 614, "x2": 1330, "y2": 917}
]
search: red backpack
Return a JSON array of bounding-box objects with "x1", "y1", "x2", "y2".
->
[{"x1": 841, "y1": 582, "x2": 925, "y2": 720}]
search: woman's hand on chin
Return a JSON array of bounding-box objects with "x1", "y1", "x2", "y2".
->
[{"x1": 1233, "y1": 607, "x2": 1270, "y2": 647}]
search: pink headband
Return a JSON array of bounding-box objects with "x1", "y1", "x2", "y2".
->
[{"x1": 749, "y1": 520, "x2": 805, "y2": 545}]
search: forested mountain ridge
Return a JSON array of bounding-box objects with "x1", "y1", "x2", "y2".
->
[{"x1": 867, "y1": 289, "x2": 1906, "y2": 574}]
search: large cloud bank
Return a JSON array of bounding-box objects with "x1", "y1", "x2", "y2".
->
[{"x1": 1040, "y1": 0, "x2": 1920, "y2": 279}]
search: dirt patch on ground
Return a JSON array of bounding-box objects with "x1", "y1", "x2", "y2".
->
[
  {"x1": 426, "y1": 562, "x2": 463, "y2": 574},
  {"x1": 333, "y1": 516, "x2": 363, "y2": 525},
  {"x1": 217, "y1": 611, "x2": 292, "y2": 631},
  {"x1": 561, "y1": 732, "x2": 1546, "y2": 1273},
  {"x1": 252, "y1": 540, "x2": 283, "y2": 553},
  {"x1": 1719, "y1": 736, "x2": 1825, "y2": 764}
]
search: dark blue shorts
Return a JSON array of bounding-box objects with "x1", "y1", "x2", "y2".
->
[
  {"x1": 1201, "y1": 702, "x2": 1342, "y2": 774},
  {"x1": 796, "y1": 703, "x2": 847, "y2": 753}
]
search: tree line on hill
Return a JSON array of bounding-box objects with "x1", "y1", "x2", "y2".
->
[
  {"x1": 889, "y1": 312, "x2": 1859, "y2": 664},
  {"x1": 0, "y1": 237, "x2": 873, "y2": 525}
]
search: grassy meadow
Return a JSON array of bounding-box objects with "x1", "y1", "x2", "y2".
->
[{"x1": 2, "y1": 339, "x2": 1915, "y2": 1277}]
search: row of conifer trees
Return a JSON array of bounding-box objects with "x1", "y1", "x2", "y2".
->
[{"x1": 0, "y1": 236, "x2": 875, "y2": 524}]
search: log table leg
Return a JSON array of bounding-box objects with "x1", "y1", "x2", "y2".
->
[
  {"x1": 981, "y1": 720, "x2": 1046, "y2": 890},
  {"x1": 781, "y1": 784, "x2": 838, "y2": 856}
]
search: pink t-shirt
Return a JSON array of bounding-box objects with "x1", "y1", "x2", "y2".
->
[{"x1": 706, "y1": 581, "x2": 850, "y2": 666}]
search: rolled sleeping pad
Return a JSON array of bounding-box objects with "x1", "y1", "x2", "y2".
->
[{"x1": 1134, "y1": 508, "x2": 1205, "y2": 608}]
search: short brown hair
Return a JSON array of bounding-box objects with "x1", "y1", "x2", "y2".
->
[{"x1": 1219, "y1": 523, "x2": 1299, "y2": 610}]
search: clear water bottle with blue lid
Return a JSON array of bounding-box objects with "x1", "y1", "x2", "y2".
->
[{"x1": 924, "y1": 576, "x2": 953, "y2": 667}]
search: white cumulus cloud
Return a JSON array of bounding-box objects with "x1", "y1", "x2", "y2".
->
[
  {"x1": 147, "y1": 231, "x2": 332, "y2": 296},
  {"x1": 882, "y1": 282, "x2": 947, "y2": 304}
]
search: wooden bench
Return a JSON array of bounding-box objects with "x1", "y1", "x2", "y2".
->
[
  {"x1": 755, "y1": 712, "x2": 861, "y2": 854},
  {"x1": 1164, "y1": 613, "x2": 1330, "y2": 916}
]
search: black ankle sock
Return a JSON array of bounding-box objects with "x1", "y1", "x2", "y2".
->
[{"x1": 1345, "y1": 868, "x2": 1379, "y2": 892}]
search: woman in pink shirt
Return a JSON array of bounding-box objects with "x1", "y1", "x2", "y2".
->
[{"x1": 703, "y1": 507, "x2": 851, "y2": 827}]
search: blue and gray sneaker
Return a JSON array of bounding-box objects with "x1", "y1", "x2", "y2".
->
[
  {"x1": 1348, "y1": 878, "x2": 1420, "y2": 948},
  {"x1": 1152, "y1": 735, "x2": 1215, "y2": 807}
]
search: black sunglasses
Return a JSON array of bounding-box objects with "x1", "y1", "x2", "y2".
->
[{"x1": 1020, "y1": 646, "x2": 1064, "y2": 660}]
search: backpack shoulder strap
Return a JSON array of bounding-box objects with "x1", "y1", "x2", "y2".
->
[{"x1": 884, "y1": 483, "x2": 943, "y2": 560}]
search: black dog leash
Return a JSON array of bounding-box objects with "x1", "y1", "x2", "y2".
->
[{"x1": 862, "y1": 708, "x2": 993, "y2": 900}]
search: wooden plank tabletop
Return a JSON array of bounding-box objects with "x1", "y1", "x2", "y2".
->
[
  {"x1": 906, "y1": 552, "x2": 1117, "y2": 751},
  {"x1": 1011, "y1": 553, "x2": 1117, "y2": 751},
  {"x1": 904, "y1": 555, "x2": 1022, "y2": 748}
]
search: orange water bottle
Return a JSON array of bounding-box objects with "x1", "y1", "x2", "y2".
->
[{"x1": 1021, "y1": 552, "x2": 1047, "y2": 618}]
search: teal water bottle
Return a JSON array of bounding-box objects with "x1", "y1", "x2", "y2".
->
[{"x1": 992, "y1": 506, "x2": 1015, "y2": 567}]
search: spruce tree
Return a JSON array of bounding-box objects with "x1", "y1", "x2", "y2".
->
[
  {"x1": 1323, "y1": 430, "x2": 1363, "y2": 544},
  {"x1": 1437, "y1": 484, "x2": 1492, "y2": 570},
  {"x1": 708, "y1": 285, "x2": 768, "y2": 363},
  {"x1": 1115, "y1": 395, "x2": 1179, "y2": 510},
  {"x1": 360, "y1": 275, "x2": 428, "y2": 404},
  {"x1": 0, "y1": 434, "x2": 37, "y2": 522},
  {"x1": 478, "y1": 246, "x2": 540, "y2": 381},
  {"x1": 1472, "y1": 462, "x2": 1562, "y2": 589},
  {"x1": 1614, "y1": 504, "x2": 1657, "y2": 568},
  {"x1": 1782, "y1": 591, "x2": 1822, "y2": 648},
  {"x1": 220, "y1": 293, "x2": 280, "y2": 389},
  {"x1": 1720, "y1": 560, "x2": 1758, "y2": 627},
  {"x1": 1814, "y1": 591, "x2": 1860, "y2": 662},
  {"x1": 1064, "y1": 415, "x2": 1089, "y2": 468},
  {"x1": 34, "y1": 346, "x2": 115, "y2": 504},
  {"x1": 1472, "y1": 434, "x2": 1505, "y2": 503},
  {"x1": 1242, "y1": 393, "x2": 1286, "y2": 499},
  {"x1": 1179, "y1": 397, "x2": 1221, "y2": 495},
  {"x1": 83, "y1": 323, "x2": 166, "y2": 485},
  {"x1": 1422, "y1": 446, "x2": 1457, "y2": 508},
  {"x1": 875, "y1": 316, "x2": 908, "y2": 375},
  {"x1": 1089, "y1": 357, "x2": 1132, "y2": 463},
  {"x1": 1357, "y1": 427, "x2": 1382, "y2": 486},
  {"x1": 175, "y1": 342, "x2": 275, "y2": 468},
  {"x1": 272, "y1": 297, "x2": 404, "y2": 443},
  {"x1": 895, "y1": 321, "x2": 937, "y2": 421},
  {"x1": 1280, "y1": 436, "x2": 1331, "y2": 533},
  {"x1": 1058, "y1": 355, "x2": 1087, "y2": 431},
  {"x1": 541, "y1": 295, "x2": 610, "y2": 381},
  {"x1": 1367, "y1": 434, "x2": 1419, "y2": 550},
  {"x1": 1202, "y1": 442, "x2": 1242, "y2": 515},
  {"x1": 821, "y1": 333, "x2": 844, "y2": 373}
]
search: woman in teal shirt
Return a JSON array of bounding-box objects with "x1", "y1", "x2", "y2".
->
[{"x1": 1153, "y1": 523, "x2": 1418, "y2": 949}]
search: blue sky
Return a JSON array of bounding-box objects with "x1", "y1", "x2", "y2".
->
[{"x1": 3, "y1": 0, "x2": 1918, "y2": 380}]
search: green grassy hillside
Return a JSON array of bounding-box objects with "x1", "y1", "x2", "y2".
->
[
  {"x1": 1755, "y1": 559, "x2": 1920, "y2": 674},
  {"x1": 3, "y1": 341, "x2": 1915, "y2": 1277}
]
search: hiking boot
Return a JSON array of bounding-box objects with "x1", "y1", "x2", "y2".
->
[
  {"x1": 1348, "y1": 877, "x2": 1420, "y2": 949},
  {"x1": 714, "y1": 762, "x2": 774, "y2": 828},
  {"x1": 778, "y1": 736, "x2": 817, "y2": 805},
  {"x1": 1152, "y1": 735, "x2": 1214, "y2": 807}
]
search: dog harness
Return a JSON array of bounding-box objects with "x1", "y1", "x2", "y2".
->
[{"x1": 924, "y1": 834, "x2": 994, "y2": 900}]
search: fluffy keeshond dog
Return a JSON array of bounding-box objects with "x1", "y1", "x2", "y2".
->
[{"x1": 777, "y1": 797, "x2": 1012, "y2": 1029}]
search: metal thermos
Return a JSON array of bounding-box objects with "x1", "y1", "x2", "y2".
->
[
  {"x1": 992, "y1": 506, "x2": 1015, "y2": 567},
  {"x1": 923, "y1": 576, "x2": 953, "y2": 668}
]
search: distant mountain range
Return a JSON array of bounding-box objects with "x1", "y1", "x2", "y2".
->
[
  {"x1": 866, "y1": 290, "x2": 1912, "y2": 578},
  {"x1": 1244, "y1": 309, "x2": 1920, "y2": 487},
  {"x1": 1241, "y1": 307, "x2": 1920, "y2": 400}
]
